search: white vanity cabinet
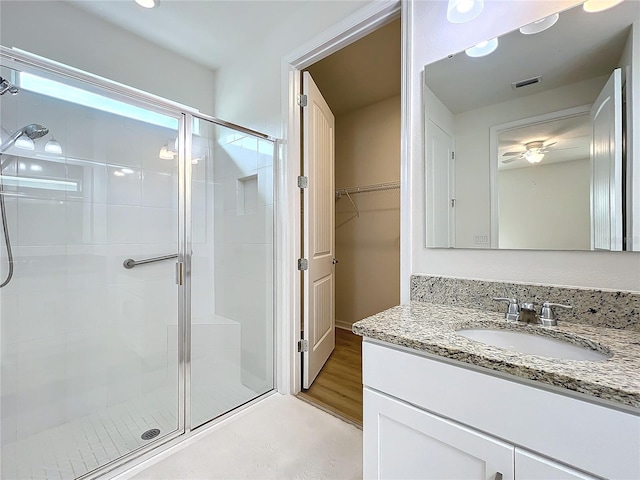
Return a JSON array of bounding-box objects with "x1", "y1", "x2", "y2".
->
[{"x1": 362, "y1": 340, "x2": 640, "y2": 480}]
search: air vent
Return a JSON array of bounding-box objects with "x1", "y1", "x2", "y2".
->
[{"x1": 512, "y1": 75, "x2": 543, "y2": 90}]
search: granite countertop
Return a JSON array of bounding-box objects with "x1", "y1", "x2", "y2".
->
[{"x1": 352, "y1": 301, "x2": 640, "y2": 410}]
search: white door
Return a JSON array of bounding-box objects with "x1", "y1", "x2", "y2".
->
[
  {"x1": 590, "y1": 68, "x2": 622, "y2": 251},
  {"x1": 302, "y1": 71, "x2": 335, "y2": 388},
  {"x1": 364, "y1": 388, "x2": 514, "y2": 480},
  {"x1": 426, "y1": 119, "x2": 455, "y2": 247}
]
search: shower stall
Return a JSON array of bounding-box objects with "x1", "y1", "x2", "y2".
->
[{"x1": 0, "y1": 47, "x2": 275, "y2": 479}]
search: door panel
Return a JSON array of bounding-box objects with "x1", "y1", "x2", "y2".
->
[
  {"x1": 302, "y1": 71, "x2": 335, "y2": 388},
  {"x1": 591, "y1": 68, "x2": 622, "y2": 250}
]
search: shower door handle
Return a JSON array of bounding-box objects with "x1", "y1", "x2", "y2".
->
[{"x1": 123, "y1": 253, "x2": 178, "y2": 269}]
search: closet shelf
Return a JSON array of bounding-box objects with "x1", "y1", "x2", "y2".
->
[
  {"x1": 335, "y1": 181, "x2": 400, "y2": 218},
  {"x1": 335, "y1": 181, "x2": 400, "y2": 198}
]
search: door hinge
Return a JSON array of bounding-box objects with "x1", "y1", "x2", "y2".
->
[
  {"x1": 297, "y1": 94, "x2": 308, "y2": 107},
  {"x1": 298, "y1": 339, "x2": 309, "y2": 352},
  {"x1": 451, "y1": 151, "x2": 455, "y2": 160},
  {"x1": 451, "y1": 198, "x2": 456, "y2": 208},
  {"x1": 175, "y1": 262, "x2": 184, "y2": 286},
  {"x1": 298, "y1": 176, "x2": 308, "y2": 189},
  {"x1": 297, "y1": 258, "x2": 308, "y2": 271}
]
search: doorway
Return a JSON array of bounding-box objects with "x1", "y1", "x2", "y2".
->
[{"x1": 297, "y1": 17, "x2": 401, "y2": 426}]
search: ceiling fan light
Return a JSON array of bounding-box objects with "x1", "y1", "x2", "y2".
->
[
  {"x1": 465, "y1": 38, "x2": 499, "y2": 57},
  {"x1": 44, "y1": 137, "x2": 63, "y2": 155},
  {"x1": 583, "y1": 0, "x2": 623, "y2": 12},
  {"x1": 447, "y1": 0, "x2": 484, "y2": 23},
  {"x1": 519, "y1": 13, "x2": 560, "y2": 35},
  {"x1": 525, "y1": 151, "x2": 545, "y2": 164},
  {"x1": 135, "y1": 0, "x2": 159, "y2": 9}
]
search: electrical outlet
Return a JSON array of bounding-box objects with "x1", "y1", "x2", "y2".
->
[{"x1": 473, "y1": 235, "x2": 489, "y2": 245}]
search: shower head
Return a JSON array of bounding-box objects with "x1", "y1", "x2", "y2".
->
[
  {"x1": 0, "y1": 123, "x2": 49, "y2": 154},
  {"x1": 0, "y1": 77, "x2": 19, "y2": 96}
]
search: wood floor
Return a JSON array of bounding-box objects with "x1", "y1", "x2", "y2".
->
[{"x1": 298, "y1": 328, "x2": 363, "y2": 426}]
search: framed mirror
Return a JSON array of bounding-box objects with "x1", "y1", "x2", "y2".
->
[{"x1": 424, "y1": 1, "x2": 639, "y2": 251}]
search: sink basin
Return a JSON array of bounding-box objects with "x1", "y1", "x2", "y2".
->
[{"x1": 457, "y1": 328, "x2": 609, "y2": 361}]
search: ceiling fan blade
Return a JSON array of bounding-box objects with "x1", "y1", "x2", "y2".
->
[
  {"x1": 542, "y1": 141, "x2": 557, "y2": 148},
  {"x1": 501, "y1": 157, "x2": 519, "y2": 164},
  {"x1": 502, "y1": 151, "x2": 524, "y2": 157}
]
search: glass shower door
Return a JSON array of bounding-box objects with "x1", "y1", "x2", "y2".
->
[
  {"x1": 189, "y1": 117, "x2": 275, "y2": 429},
  {"x1": 0, "y1": 63, "x2": 183, "y2": 479}
]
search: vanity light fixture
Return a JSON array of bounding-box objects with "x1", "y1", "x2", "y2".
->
[
  {"x1": 465, "y1": 38, "x2": 498, "y2": 57},
  {"x1": 134, "y1": 0, "x2": 159, "y2": 8},
  {"x1": 519, "y1": 13, "x2": 560, "y2": 35},
  {"x1": 44, "y1": 136, "x2": 63, "y2": 155},
  {"x1": 159, "y1": 139, "x2": 176, "y2": 160},
  {"x1": 583, "y1": 0, "x2": 623, "y2": 12},
  {"x1": 14, "y1": 135, "x2": 35, "y2": 151},
  {"x1": 447, "y1": 0, "x2": 484, "y2": 23}
]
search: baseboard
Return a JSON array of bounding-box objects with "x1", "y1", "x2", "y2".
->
[{"x1": 335, "y1": 320, "x2": 353, "y2": 331}]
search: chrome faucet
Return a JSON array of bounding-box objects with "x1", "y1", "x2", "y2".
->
[
  {"x1": 493, "y1": 297, "x2": 520, "y2": 321},
  {"x1": 493, "y1": 298, "x2": 572, "y2": 326}
]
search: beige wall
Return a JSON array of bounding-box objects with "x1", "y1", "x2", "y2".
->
[{"x1": 335, "y1": 96, "x2": 400, "y2": 327}]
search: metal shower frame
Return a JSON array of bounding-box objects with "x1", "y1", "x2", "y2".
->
[{"x1": 0, "y1": 45, "x2": 278, "y2": 480}]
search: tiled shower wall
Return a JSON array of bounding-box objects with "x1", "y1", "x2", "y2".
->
[
  {"x1": 1, "y1": 88, "x2": 181, "y2": 443},
  {"x1": 212, "y1": 133, "x2": 274, "y2": 392}
]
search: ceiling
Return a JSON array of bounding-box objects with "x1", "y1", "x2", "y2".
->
[
  {"x1": 306, "y1": 18, "x2": 401, "y2": 116},
  {"x1": 425, "y1": 1, "x2": 638, "y2": 115},
  {"x1": 66, "y1": 0, "x2": 359, "y2": 71},
  {"x1": 498, "y1": 113, "x2": 591, "y2": 171}
]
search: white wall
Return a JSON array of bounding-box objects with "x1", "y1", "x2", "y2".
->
[
  {"x1": 213, "y1": 1, "x2": 373, "y2": 136},
  {"x1": 408, "y1": 0, "x2": 640, "y2": 293},
  {"x1": 498, "y1": 159, "x2": 591, "y2": 250},
  {"x1": 452, "y1": 75, "x2": 605, "y2": 248},
  {"x1": 0, "y1": 0, "x2": 216, "y2": 114}
]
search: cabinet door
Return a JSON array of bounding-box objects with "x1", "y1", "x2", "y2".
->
[
  {"x1": 515, "y1": 449, "x2": 599, "y2": 480},
  {"x1": 364, "y1": 388, "x2": 514, "y2": 480}
]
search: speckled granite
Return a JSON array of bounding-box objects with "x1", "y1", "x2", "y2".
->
[
  {"x1": 353, "y1": 302, "x2": 640, "y2": 409},
  {"x1": 410, "y1": 275, "x2": 640, "y2": 331}
]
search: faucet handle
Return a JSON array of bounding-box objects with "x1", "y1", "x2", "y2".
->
[
  {"x1": 493, "y1": 297, "x2": 520, "y2": 321},
  {"x1": 540, "y1": 302, "x2": 572, "y2": 326}
]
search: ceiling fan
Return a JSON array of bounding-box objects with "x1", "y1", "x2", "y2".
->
[{"x1": 501, "y1": 140, "x2": 557, "y2": 164}]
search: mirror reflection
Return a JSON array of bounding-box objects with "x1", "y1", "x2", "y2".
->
[{"x1": 424, "y1": 1, "x2": 639, "y2": 251}]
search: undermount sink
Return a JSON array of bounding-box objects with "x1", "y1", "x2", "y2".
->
[{"x1": 457, "y1": 328, "x2": 610, "y2": 361}]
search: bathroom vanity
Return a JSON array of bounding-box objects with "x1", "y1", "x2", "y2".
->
[{"x1": 353, "y1": 300, "x2": 640, "y2": 480}]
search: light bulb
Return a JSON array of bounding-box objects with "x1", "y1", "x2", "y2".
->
[
  {"x1": 525, "y1": 151, "x2": 545, "y2": 164},
  {"x1": 465, "y1": 38, "x2": 499, "y2": 57},
  {"x1": 134, "y1": 0, "x2": 159, "y2": 8},
  {"x1": 447, "y1": 0, "x2": 484, "y2": 23},
  {"x1": 159, "y1": 145, "x2": 176, "y2": 160},
  {"x1": 15, "y1": 135, "x2": 35, "y2": 151},
  {"x1": 583, "y1": 0, "x2": 623, "y2": 13},
  {"x1": 519, "y1": 13, "x2": 560, "y2": 35},
  {"x1": 44, "y1": 137, "x2": 63, "y2": 155}
]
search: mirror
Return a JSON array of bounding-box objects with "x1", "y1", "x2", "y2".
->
[{"x1": 424, "y1": 1, "x2": 639, "y2": 251}]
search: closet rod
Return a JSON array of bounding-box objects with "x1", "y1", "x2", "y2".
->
[{"x1": 335, "y1": 181, "x2": 400, "y2": 198}]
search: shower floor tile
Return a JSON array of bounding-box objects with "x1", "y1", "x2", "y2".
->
[{"x1": 2, "y1": 381, "x2": 257, "y2": 480}]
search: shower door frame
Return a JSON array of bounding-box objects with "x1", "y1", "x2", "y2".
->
[{"x1": 0, "y1": 46, "x2": 278, "y2": 480}]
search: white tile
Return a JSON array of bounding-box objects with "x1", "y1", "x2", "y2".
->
[
  {"x1": 67, "y1": 201, "x2": 107, "y2": 245},
  {"x1": 142, "y1": 170, "x2": 175, "y2": 208},
  {"x1": 257, "y1": 139, "x2": 275, "y2": 168},
  {"x1": 15, "y1": 245, "x2": 67, "y2": 295},
  {"x1": 107, "y1": 205, "x2": 143, "y2": 244},
  {"x1": 1, "y1": 293, "x2": 19, "y2": 346},
  {"x1": 66, "y1": 245, "x2": 108, "y2": 290},
  {"x1": 66, "y1": 159, "x2": 108, "y2": 204},
  {"x1": 140, "y1": 207, "x2": 177, "y2": 245},
  {"x1": 18, "y1": 292, "x2": 66, "y2": 342},
  {"x1": 257, "y1": 166, "x2": 274, "y2": 206},
  {"x1": 107, "y1": 166, "x2": 142, "y2": 206},
  {"x1": 17, "y1": 198, "x2": 67, "y2": 246}
]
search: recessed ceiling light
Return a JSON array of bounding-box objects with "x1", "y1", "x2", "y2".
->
[
  {"x1": 520, "y1": 13, "x2": 560, "y2": 35},
  {"x1": 447, "y1": 0, "x2": 484, "y2": 23},
  {"x1": 583, "y1": 0, "x2": 623, "y2": 12},
  {"x1": 135, "y1": 0, "x2": 159, "y2": 9},
  {"x1": 465, "y1": 38, "x2": 499, "y2": 58}
]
